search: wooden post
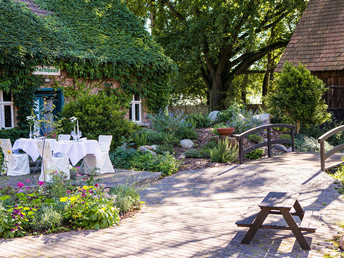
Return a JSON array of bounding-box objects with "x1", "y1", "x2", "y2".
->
[
  {"x1": 267, "y1": 128, "x2": 272, "y2": 157},
  {"x1": 239, "y1": 138, "x2": 243, "y2": 164},
  {"x1": 320, "y1": 141, "x2": 325, "y2": 171},
  {"x1": 291, "y1": 127, "x2": 295, "y2": 152}
]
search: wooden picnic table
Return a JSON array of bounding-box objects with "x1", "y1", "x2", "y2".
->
[{"x1": 236, "y1": 192, "x2": 319, "y2": 250}]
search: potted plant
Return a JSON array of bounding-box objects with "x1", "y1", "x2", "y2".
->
[{"x1": 215, "y1": 122, "x2": 235, "y2": 136}]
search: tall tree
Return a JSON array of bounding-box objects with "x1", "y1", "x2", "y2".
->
[{"x1": 125, "y1": 0, "x2": 307, "y2": 110}]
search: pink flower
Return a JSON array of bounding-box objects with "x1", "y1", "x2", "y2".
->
[
  {"x1": 89, "y1": 190, "x2": 93, "y2": 194},
  {"x1": 26, "y1": 187, "x2": 30, "y2": 190},
  {"x1": 38, "y1": 181, "x2": 44, "y2": 186},
  {"x1": 25, "y1": 179, "x2": 31, "y2": 183},
  {"x1": 81, "y1": 193, "x2": 86, "y2": 197},
  {"x1": 66, "y1": 190, "x2": 71, "y2": 194},
  {"x1": 17, "y1": 182, "x2": 24, "y2": 189},
  {"x1": 76, "y1": 166, "x2": 80, "y2": 170},
  {"x1": 83, "y1": 178, "x2": 86, "y2": 181}
]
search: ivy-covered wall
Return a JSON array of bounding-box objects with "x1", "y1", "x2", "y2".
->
[{"x1": 0, "y1": 0, "x2": 174, "y2": 127}]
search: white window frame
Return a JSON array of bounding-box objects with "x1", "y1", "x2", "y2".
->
[
  {"x1": 0, "y1": 91, "x2": 14, "y2": 129},
  {"x1": 130, "y1": 94, "x2": 142, "y2": 124}
]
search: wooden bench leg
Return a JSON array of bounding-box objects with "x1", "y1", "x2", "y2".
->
[
  {"x1": 241, "y1": 208, "x2": 271, "y2": 244},
  {"x1": 280, "y1": 208, "x2": 310, "y2": 250},
  {"x1": 293, "y1": 200, "x2": 305, "y2": 220}
]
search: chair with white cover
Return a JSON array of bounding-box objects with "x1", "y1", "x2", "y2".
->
[
  {"x1": 0, "y1": 139, "x2": 30, "y2": 176},
  {"x1": 84, "y1": 135, "x2": 115, "y2": 174},
  {"x1": 58, "y1": 134, "x2": 71, "y2": 141},
  {"x1": 37, "y1": 140, "x2": 70, "y2": 181}
]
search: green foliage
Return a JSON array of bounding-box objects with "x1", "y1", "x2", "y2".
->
[
  {"x1": 176, "y1": 127, "x2": 198, "y2": 140},
  {"x1": 0, "y1": 128, "x2": 28, "y2": 144},
  {"x1": 125, "y1": 0, "x2": 306, "y2": 109},
  {"x1": 245, "y1": 148, "x2": 264, "y2": 160},
  {"x1": 61, "y1": 93, "x2": 138, "y2": 147},
  {"x1": 265, "y1": 62, "x2": 331, "y2": 131},
  {"x1": 110, "y1": 185, "x2": 141, "y2": 214},
  {"x1": 333, "y1": 161, "x2": 344, "y2": 185},
  {"x1": 247, "y1": 134, "x2": 263, "y2": 144},
  {"x1": 131, "y1": 152, "x2": 180, "y2": 176},
  {"x1": 210, "y1": 138, "x2": 238, "y2": 163},
  {"x1": 110, "y1": 145, "x2": 140, "y2": 169},
  {"x1": 1, "y1": 0, "x2": 174, "y2": 114},
  {"x1": 31, "y1": 205, "x2": 63, "y2": 231},
  {"x1": 279, "y1": 134, "x2": 292, "y2": 141},
  {"x1": 184, "y1": 149, "x2": 202, "y2": 158},
  {"x1": 156, "y1": 144, "x2": 175, "y2": 155},
  {"x1": 133, "y1": 130, "x2": 148, "y2": 147},
  {"x1": 295, "y1": 134, "x2": 333, "y2": 153},
  {"x1": 186, "y1": 113, "x2": 212, "y2": 128},
  {"x1": 145, "y1": 129, "x2": 179, "y2": 145}
]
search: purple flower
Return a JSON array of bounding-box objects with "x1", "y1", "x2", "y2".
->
[
  {"x1": 89, "y1": 190, "x2": 93, "y2": 194},
  {"x1": 17, "y1": 182, "x2": 24, "y2": 189},
  {"x1": 11, "y1": 228, "x2": 15, "y2": 232},
  {"x1": 81, "y1": 193, "x2": 86, "y2": 197}
]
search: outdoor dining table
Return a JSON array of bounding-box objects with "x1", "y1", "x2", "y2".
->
[
  {"x1": 13, "y1": 138, "x2": 102, "y2": 166},
  {"x1": 236, "y1": 192, "x2": 318, "y2": 250}
]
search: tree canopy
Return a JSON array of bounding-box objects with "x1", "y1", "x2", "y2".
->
[{"x1": 125, "y1": 0, "x2": 307, "y2": 110}]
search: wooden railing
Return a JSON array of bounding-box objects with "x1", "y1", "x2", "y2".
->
[
  {"x1": 234, "y1": 124, "x2": 296, "y2": 164},
  {"x1": 318, "y1": 125, "x2": 344, "y2": 171}
]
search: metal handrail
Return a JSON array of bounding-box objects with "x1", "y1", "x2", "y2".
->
[
  {"x1": 318, "y1": 125, "x2": 344, "y2": 171},
  {"x1": 234, "y1": 123, "x2": 296, "y2": 164}
]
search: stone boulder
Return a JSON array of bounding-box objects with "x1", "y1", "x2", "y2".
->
[
  {"x1": 208, "y1": 111, "x2": 221, "y2": 122},
  {"x1": 272, "y1": 144, "x2": 289, "y2": 152},
  {"x1": 253, "y1": 113, "x2": 271, "y2": 125},
  {"x1": 151, "y1": 145, "x2": 159, "y2": 150},
  {"x1": 180, "y1": 139, "x2": 194, "y2": 149},
  {"x1": 340, "y1": 235, "x2": 344, "y2": 251},
  {"x1": 138, "y1": 146, "x2": 157, "y2": 156}
]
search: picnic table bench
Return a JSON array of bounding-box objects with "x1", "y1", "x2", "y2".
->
[{"x1": 236, "y1": 192, "x2": 319, "y2": 250}]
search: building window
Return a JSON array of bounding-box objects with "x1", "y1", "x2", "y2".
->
[
  {"x1": 0, "y1": 91, "x2": 14, "y2": 129},
  {"x1": 129, "y1": 94, "x2": 142, "y2": 123}
]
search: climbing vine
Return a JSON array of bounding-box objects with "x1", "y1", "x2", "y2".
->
[{"x1": 0, "y1": 0, "x2": 174, "y2": 122}]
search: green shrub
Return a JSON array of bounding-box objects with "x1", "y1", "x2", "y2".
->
[
  {"x1": 32, "y1": 205, "x2": 63, "y2": 231},
  {"x1": 333, "y1": 161, "x2": 344, "y2": 184},
  {"x1": 131, "y1": 152, "x2": 180, "y2": 176},
  {"x1": 0, "y1": 128, "x2": 28, "y2": 144},
  {"x1": 186, "y1": 113, "x2": 212, "y2": 128},
  {"x1": 110, "y1": 145, "x2": 139, "y2": 169},
  {"x1": 247, "y1": 134, "x2": 263, "y2": 144},
  {"x1": 265, "y1": 62, "x2": 331, "y2": 133},
  {"x1": 156, "y1": 144, "x2": 175, "y2": 155},
  {"x1": 279, "y1": 134, "x2": 291, "y2": 140},
  {"x1": 210, "y1": 138, "x2": 238, "y2": 163},
  {"x1": 245, "y1": 148, "x2": 264, "y2": 160},
  {"x1": 133, "y1": 130, "x2": 148, "y2": 147},
  {"x1": 295, "y1": 134, "x2": 333, "y2": 152},
  {"x1": 204, "y1": 140, "x2": 217, "y2": 149},
  {"x1": 61, "y1": 93, "x2": 138, "y2": 148},
  {"x1": 184, "y1": 149, "x2": 202, "y2": 158},
  {"x1": 145, "y1": 130, "x2": 167, "y2": 144},
  {"x1": 110, "y1": 185, "x2": 141, "y2": 214},
  {"x1": 176, "y1": 127, "x2": 198, "y2": 140}
]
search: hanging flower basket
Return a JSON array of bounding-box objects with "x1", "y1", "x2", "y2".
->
[{"x1": 217, "y1": 127, "x2": 235, "y2": 136}]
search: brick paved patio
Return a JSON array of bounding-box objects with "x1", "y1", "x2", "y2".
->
[{"x1": 0, "y1": 153, "x2": 343, "y2": 257}]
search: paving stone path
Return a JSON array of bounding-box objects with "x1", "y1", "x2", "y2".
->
[{"x1": 0, "y1": 153, "x2": 343, "y2": 257}]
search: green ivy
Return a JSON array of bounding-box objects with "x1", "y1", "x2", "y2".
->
[{"x1": 0, "y1": 0, "x2": 175, "y2": 122}]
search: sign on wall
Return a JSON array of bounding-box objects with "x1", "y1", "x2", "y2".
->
[{"x1": 33, "y1": 66, "x2": 61, "y2": 76}]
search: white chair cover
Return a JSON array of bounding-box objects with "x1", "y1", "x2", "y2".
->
[
  {"x1": 84, "y1": 135, "x2": 114, "y2": 174},
  {"x1": 58, "y1": 134, "x2": 71, "y2": 141},
  {"x1": 0, "y1": 139, "x2": 30, "y2": 176},
  {"x1": 37, "y1": 140, "x2": 70, "y2": 181}
]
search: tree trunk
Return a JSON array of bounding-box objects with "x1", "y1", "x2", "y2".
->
[
  {"x1": 209, "y1": 77, "x2": 226, "y2": 111},
  {"x1": 241, "y1": 74, "x2": 248, "y2": 104}
]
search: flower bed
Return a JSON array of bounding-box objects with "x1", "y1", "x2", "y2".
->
[{"x1": 0, "y1": 171, "x2": 142, "y2": 238}]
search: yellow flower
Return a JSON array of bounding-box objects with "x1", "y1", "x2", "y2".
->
[
  {"x1": 7, "y1": 150, "x2": 11, "y2": 153},
  {"x1": 60, "y1": 197, "x2": 68, "y2": 202}
]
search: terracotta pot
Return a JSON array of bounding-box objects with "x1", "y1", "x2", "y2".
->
[{"x1": 216, "y1": 127, "x2": 235, "y2": 136}]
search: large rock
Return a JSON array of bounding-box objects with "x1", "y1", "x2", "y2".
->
[
  {"x1": 340, "y1": 235, "x2": 344, "y2": 251},
  {"x1": 254, "y1": 113, "x2": 271, "y2": 125},
  {"x1": 180, "y1": 139, "x2": 194, "y2": 149},
  {"x1": 138, "y1": 146, "x2": 157, "y2": 156},
  {"x1": 208, "y1": 111, "x2": 221, "y2": 122},
  {"x1": 272, "y1": 144, "x2": 289, "y2": 152}
]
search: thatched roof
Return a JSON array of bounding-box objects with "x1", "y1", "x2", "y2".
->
[{"x1": 277, "y1": 0, "x2": 344, "y2": 72}]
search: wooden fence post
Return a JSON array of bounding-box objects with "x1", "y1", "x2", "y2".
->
[
  {"x1": 267, "y1": 128, "x2": 272, "y2": 157},
  {"x1": 291, "y1": 127, "x2": 295, "y2": 152},
  {"x1": 239, "y1": 138, "x2": 243, "y2": 164},
  {"x1": 320, "y1": 142, "x2": 325, "y2": 171}
]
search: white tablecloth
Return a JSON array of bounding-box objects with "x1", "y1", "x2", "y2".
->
[{"x1": 13, "y1": 138, "x2": 102, "y2": 166}]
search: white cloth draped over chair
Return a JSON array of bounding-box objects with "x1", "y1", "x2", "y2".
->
[
  {"x1": 84, "y1": 135, "x2": 115, "y2": 174},
  {"x1": 0, "y1": 139, "x2": 30, "y2": 176},
  {"x1": 58, "y1": 134, "x2": 71, "y2": 141},
  {"x1": 37, "y1": 140, "x2": 70, "y2": 182}
]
